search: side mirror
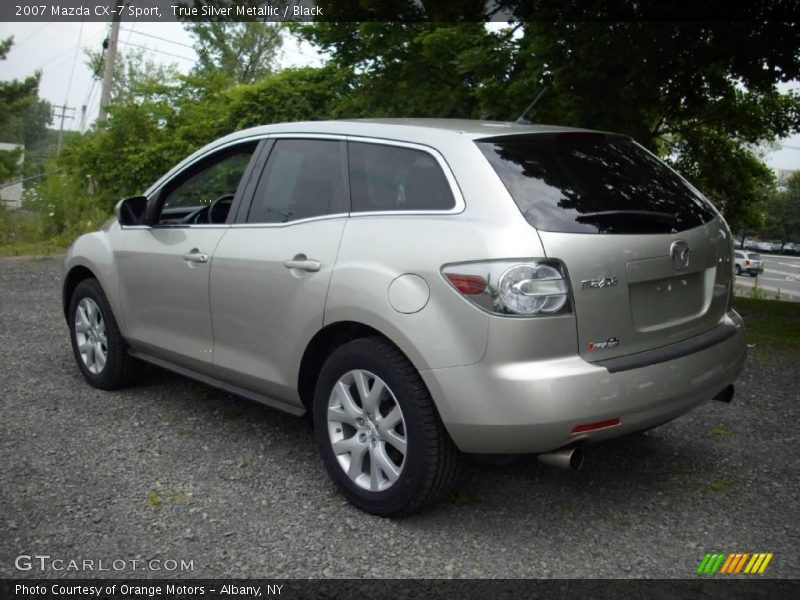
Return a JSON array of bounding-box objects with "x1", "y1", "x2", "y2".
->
[{"x1": 115, "y1": 196, "x2": 148, "y2": 226}]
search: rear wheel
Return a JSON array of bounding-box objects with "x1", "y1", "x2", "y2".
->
[
  {"x1": 735, "y1": 265, "x2": 742, "y2": 276},
  {"x1": 313, "y1": 337, "x2": 461, "y2": 516},
  {"x1": 68, "y1": 279, "x2": 138, "y2": 390}
]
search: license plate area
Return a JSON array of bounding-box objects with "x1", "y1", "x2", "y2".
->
[{"x1": 630, "y1": 270, "x2": 709, "y2": 332}]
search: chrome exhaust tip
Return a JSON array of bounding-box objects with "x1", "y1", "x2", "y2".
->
[
  {"x1": 713, "y1": 385, "x2": 735, "y2": 403},
  {"x1": 538, "y1": 447, "x2": 584, "y2": 471}
]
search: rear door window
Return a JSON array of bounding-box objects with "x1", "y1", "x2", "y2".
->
[
  {"x1": 348, "y1": 142, "x2": 455, "y2": 212},
  {"x1": 476, "y1": 134, "x2": 717, "y2": 234},
  {"x1": 247, "y1": 139, "x2": 344, "y2": 224}
]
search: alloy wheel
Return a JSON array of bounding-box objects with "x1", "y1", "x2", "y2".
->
[
  {"x1": 74, "y1": 297, "x2": 108, "y2": 374},
  {"x1": 326, "y1": 369, "x2": 408, "y2": 492}
]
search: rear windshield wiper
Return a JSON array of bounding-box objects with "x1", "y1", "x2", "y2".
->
[
  {"x1": 574, "y1": 210, "x2": 680, "y2": 234},
  {"x1": 575, "y1": 210, "x2": 678, "y2": 221}
]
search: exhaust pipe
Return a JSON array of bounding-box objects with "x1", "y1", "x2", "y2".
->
[
  {"x1": 538, "y1": 447, "x2": 584, "y2": 471},
  {"x1": 713, "y1": 385, "x2": 735, "y2": 403}
]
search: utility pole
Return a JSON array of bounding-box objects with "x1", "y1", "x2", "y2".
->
[
  {"x1": 53, "y1": 104, "x2": 76, "y2": 155},
  {"x1": 97, "y1": 11, "x2": 122, "y2": 125}
]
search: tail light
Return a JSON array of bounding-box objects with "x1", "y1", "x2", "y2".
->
[
  {"x1": 745, "y1": 259, "x2": 751, "y2": 265},
  {"x1": 442, "y1": 260, "x2": 572, "y2": 316}
]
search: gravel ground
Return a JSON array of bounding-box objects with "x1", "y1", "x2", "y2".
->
[{"x1": 1, "y1": 256, "x2": 798, "y2": 579}]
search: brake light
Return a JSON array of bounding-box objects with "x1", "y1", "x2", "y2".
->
[
  {"x1": 444, "y1": 273, "x2": 486, "y2": 295},
  {"x1": 745, "y1": 259, "x2": 750, "y2": 265},
  {"x1": 442, "y1": 259, "x2": 571, "y2": 316}
]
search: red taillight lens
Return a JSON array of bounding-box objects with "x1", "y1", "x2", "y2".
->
[
  {"x1": 745, "y1": 259, "x2": 750, "y2": 265},
  {"x1": 444, "y1": 273, "x2": 487, "y2": 295},
  {"x1": 570, "y1": 418, "x2": 621, "y2": 434}
]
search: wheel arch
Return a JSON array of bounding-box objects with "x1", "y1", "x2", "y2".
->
[
  {"x1": 63, "y1": 265, "x2": 99, "y2": 321},
  {"x1": 297, "y1": 320, "x2": 426, "y2": 413}
]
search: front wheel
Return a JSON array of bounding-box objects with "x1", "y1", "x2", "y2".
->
[
  {"x1": 68, "y1": 278, "x2": 138, "y2": 390},
  {"x1": 313, "y1": 337, "x2": 461, "y2": 516}
]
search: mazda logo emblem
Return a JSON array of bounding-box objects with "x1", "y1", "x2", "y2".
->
[{"x1": 670, "y1": 240, "x2": 691, "y2": 271}]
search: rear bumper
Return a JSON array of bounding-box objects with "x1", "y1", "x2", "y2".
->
[{"x1": 421, "y1": 311, "x2": 747, "y2": 454}]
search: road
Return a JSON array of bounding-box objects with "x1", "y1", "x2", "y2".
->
[
  {"x1": 735, "y1": 252, "x2": 800, "y2": 301},
  {"x1": 1, "y1": 256, "x2": 798, "y2": 579}
]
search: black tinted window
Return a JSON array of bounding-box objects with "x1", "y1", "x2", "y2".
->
[
  {"x1": 248, "y1": 139, "x2": 342, "y2": 223},
  {"x1": 477, "y1": 134, "x2": 717, "y2": 234},
  {"x1": 160, "y1": 144, "x2": 256, "y2": 224},
  {"x1": 348, "y1": 142, "x2": 455, "y2": 212}
]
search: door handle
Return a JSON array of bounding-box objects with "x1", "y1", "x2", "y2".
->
[
  {"x1": 283, "y1": 258, "x2": 321, "y2": 272},
  {"x1": 182, "y1": 249, "x2": 209, "y2": 263}
]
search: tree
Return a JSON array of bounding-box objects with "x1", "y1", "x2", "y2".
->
[
  {"x1": 0, "y1": 37, "x2": 50, "y2": 183},
  {"x1": 84, "y1": 47, "x2": 180, "y2": 106},
  {"x1": 295, "y1": 22, "x2": 516, "y2": 118},
  {"x1": 762, "y1": 173, "x2": 800, "y2": 246},
  {"x1": 188, "y1": 22, "x2": 283, "y2": 85},
  {"x1": 296, "y1": 16, "x2": 800, "y2": 231}
]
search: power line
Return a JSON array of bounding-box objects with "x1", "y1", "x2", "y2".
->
[
  {"x1": 12, "y1": 23, "x2": 53, "y2": 49},
  {"x1": 117, "y1": 40, "x2": 195, "y2": 63},
  {"x1": 63, "y1": 21, "x2": 84, "y2": 108},
  {"x1": 36, "y1": 29, "x2": 106, "y2": 73},
  {"x1": 120, "y1": 28, "x2": 195, "y2": 50}
]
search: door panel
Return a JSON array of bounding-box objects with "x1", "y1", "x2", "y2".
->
[
  {"x1": 209, "y1": 219, "x2": 347, "y2": 404},
  {"x1": 115, "y1": 227, "x2": 228, "y2": 371},
  {"x1": 113, "y1": 140, "x2": 261, "y2": 371}
]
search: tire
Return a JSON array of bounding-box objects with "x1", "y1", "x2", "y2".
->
[
  {"x1": 68, "y1": 278, "x2": 138, "y2": 390},
  {"x1": 735, "y1": 265, "x2": 742, "y2": 276},
  {"x1": 313, "y1": 337, "x2": 461, "y2": 516}
]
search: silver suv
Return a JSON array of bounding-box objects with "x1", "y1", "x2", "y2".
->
[{"x1": 63, "y1": 119, "x2": 746, "y2": 515}]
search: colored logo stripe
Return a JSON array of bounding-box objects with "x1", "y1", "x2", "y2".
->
[{"x1": 697, "y1": 552, "x2": 773, "y2": 575}]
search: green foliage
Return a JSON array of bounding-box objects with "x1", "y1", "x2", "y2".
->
[
  {"x1": 0, "y1": 146, "x2": 22, "y2": 183},
  {"x1": 0, "y1": 36, "x2": 51, "y2": 183},
  {"x1": 188, "y1": 22, "x2": 283, "y2": 85},
  {"x1": 8, "y1": 18, "x2": 800, "y2": 257},
  {"x1": 295, "y1": 22, "x2": 516, "y2": 118},
  {"x1": 84, "y1": 47, "x2": 180, "y2": 106},
  {"x1": 296, "y1": 20, "x2": 800, "y2": 231},
  {"x1": 734, "y1": 296, "x2": 800, "y2": 357},
  {"x1": 761, "y1": 172, "x2": 800, "y2": 244}
]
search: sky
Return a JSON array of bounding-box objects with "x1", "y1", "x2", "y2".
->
[
  {"x1": 0, "y1": 21, "x2": 798, "y2": 172},
  {"x1": 0, "y1": 21, "x2": 324, "y2": 131}
]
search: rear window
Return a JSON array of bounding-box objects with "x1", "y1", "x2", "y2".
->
[
  {"x1": 476, "y1": 134, "x2": 717, "y2": 234},
  {"x1": 748, "y1": 253, "x2": 762, "y2": 260}
]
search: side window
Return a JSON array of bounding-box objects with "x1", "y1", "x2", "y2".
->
[
  {"x1": 348, "y1": 142, "x2": 455, "y2": 212},
  {"x1": 247, "y1": 139, "x2": 343, "y2": 224},
  {"x1": 734, "y1": 251, "x2": 743, "y2": 259},
  {"x1": 159, "y1": 143, "x2": 257, "y2": 224}
]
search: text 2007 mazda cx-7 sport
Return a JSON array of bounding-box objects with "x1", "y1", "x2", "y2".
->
[{"x1": 63, "y1": 119, "x2": 746, "y2": 515}]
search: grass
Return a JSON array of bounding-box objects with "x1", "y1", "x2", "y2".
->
[
  {"x1": 697, "y1": 478, "x2": 739, "y2": 494},
  {"x1": 733, "y1": 296, "x2": 800, "y2": 358},
  {"x1": 709, "y1": 427, "x2": 733, "y2": 438},
  {"x1": 147, "y1": 489, "x2": 162, "y2": 509},
  {"x1": 0, "y1": 239, "x2": 68, "y2": 257}
]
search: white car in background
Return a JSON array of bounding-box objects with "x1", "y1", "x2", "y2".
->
[{"x1": 734, "y1": 250, "x2": 764, "y2": 276}]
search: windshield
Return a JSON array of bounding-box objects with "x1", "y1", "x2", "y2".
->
[{"x1": 477, "y1": 134, "x2": 717, "y2": 234}]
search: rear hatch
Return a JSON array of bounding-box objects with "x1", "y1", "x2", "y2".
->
[{"x1": 477, "y1": 132, "x2": 733, "y2": 361}]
